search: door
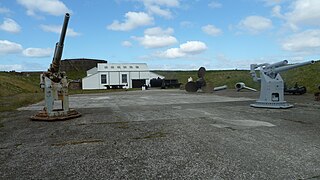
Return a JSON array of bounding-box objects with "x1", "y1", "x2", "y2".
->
[{"x1": 132, "y1": 79, "x2": 146, "y2": 88}]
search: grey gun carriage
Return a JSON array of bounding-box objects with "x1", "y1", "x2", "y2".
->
[{"x1": 250, "y1": 60, "x2": 314, "y2": 109}]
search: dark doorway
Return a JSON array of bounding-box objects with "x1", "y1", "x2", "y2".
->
[{"x1": 132, "y1": 79, "x2": 146, "y2": 88}]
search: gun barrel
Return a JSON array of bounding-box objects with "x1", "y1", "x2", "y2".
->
[
  {"x1": 50, "y1": 13, "x2": 70, "y2": 73},
  {"x1": 58, "y1": 13, "x2": 70, "y2": 47},
  {"x1": 274, "y1": 60, "x2": 315, "y2": 74},
  {"x1": 213, "y1": 85, "x2": 227, "y2": 91},
  {"x1": 265, "y1": 60, "x2": 288, "y2": 69}
]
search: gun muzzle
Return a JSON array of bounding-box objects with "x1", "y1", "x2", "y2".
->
[
  {"x1": 235, "y1": 82, "x2": 257, "y2": 92},
  {"x1": 273, "y1": 60, "x2": 315, "y2": 74}
]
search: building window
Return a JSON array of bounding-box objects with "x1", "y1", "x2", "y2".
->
[
  {"x1": 104, "y1": 66, "x2": 108, "y2": 69},
  {"x1": 122, "y1": 74, "x2": 127, "y2": 83},
  {"x1": 135, "y1": 66, "x2": 139, "y2": 68},
  {"x1": 129, "y1": 66, "x2": 133, "y2": 69},
  {"x1": 111, "y1": 66, "x2": 114, "y2": 69},
  {"x1": 117, "y1": 66, "x2": 121, "y2": 69},
  {"x1": 101, "y1": 74, "x2": 107, "y2": 84},
  {"x1": 123, "y1": 66, "x2": 127, "y2": 69}
]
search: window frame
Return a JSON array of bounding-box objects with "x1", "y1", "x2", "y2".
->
[
  {"x1": 101, "y1": 74, "x2": 107, "y2": 84},
  {"x1": 121, "y1": 74, "x2": 128, "y2": 84}
]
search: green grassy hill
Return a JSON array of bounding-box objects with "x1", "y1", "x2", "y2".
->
[
  {"x1": 154, "y1": 60, "x2": 320, "y2": 92},
  {"x1": 0, "y1": 72, "x2": 43, "y2": 112},
  {"x1": 0, "y1": 60, "x2": 319, "y2": 112}
]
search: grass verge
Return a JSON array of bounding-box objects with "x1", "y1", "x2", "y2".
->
[{"x1": 0, "y1": 93, "x2": 44, "y2": 112}]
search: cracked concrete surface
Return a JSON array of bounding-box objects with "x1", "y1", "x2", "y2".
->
[{"x1": 1, "y1": 89, "x2": 320, "y2": 179}]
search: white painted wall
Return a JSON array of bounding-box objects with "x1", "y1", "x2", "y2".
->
[
  {"x1": 87, "y1": 67, "x2": 97, "y2": 76},
  {"x1": 109, "y1": 72, "x2": 119, "y2": 85},
  {"x1": 82, "y1": 74, "x2": 99, "y2": 89}
]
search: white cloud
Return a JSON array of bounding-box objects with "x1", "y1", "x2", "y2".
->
[
  {"x1": 0, "y1": 64, "x2": 23, "y2": 71},
  {"x1": 134, "y1": 35, "x2": 178, "y2": 48},
  {"x1": 0, "y1": 18, "x2": 21, "y2": 33},
  {"x1": 146, "y1": 5, "x2": 172, "y2": 18},
  {"x1": 17, "y1": 0, "x2": 71, "y2": 16},
  {"x1": 144, "y1": 27, "x2": 174, "y2": 35},
  {"x1": 272, "y1": 0, "x2": 320, "y2": 30},
  {"x1": 133, "y1": 27, "x2": 177, "y2": 48},
  {"x1": 262, "y1": 0, "x2": 283, "y2": 6},
  {"x1": 160, "y1": 48, "x2": 185, "y2": 58},
  {"x1": 179, "y1": 41, "x2": 208, "y2": 54},
  {"x1": 271, "y1": 5, "x2": 284, "y2": 18},
  {"x1": 157, "y1": 41, "x2": 208, "y2": 58},
  {"x1": 208, "y1": 1, "x2": 222, "y2": 9},
  {"x1": 238, "y1": 16, "x2": 273, "y2": 34},
  {"x1": 122, "y1": 41, "x2": 133, "y2": 47},
  {"x1": 107, "y1": 12, "x2": 154, "y2": 31},
  {"x1": 136, "y1": 0, "x2": 180, "y2": 18},
  {"x1": 0, "y1": 7, "x2": 11, "y2": 14},
  {"x1": 284, "y1": 0, "x2": 320, "y2": 29},
  {"x1": 282, "y1": 29, "x2": 320, "y2": 53},
  {"x1": 22, "y1": 48, "x2": 52, "y2": 57},
  {"x1": 180, "y1": 21, "x2": 193, "y2": 28},
  {"x1": 0, "y1": 40, "x2": 23, "y2": 55},
  {"x1": 141, "y1": 0, "x2": 180, "y2": 7},
  {"x1": 40, "y1": 25, "x2": 80, "y2": 36},
  {"x1": 202, "y1": 24, "x2": 222, "y2": 36}
]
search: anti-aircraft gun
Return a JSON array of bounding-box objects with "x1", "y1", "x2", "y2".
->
[
  {"x1": 31, "y1": 13, "x2": 81, "y2": 120},
  {"x1": 250, "y1": 60, "x2": 315, "y2": 108}
]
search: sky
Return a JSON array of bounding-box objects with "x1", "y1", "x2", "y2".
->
[{"x1": 0, "y1": 0, "x2": 320, "y2": 71}]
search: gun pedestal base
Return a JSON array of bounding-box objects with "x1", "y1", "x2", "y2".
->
[
  {"x1": 250, "y1": 101, "x2": 293, "y2": 109},
  {"x1": 31, "y1": 109, "x2": 81, "y2": 121}
]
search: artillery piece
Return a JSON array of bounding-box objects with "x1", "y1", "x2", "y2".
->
[
  {"x1": 250, "y1": 60, "x2": 314, "y2": 108},
  {"x1": 31, "y1": 13, "x2": 81, "y2": 120}
]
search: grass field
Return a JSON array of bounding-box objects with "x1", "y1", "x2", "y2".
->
[{"x1": 0, "y1": 60, "x2": 319, "y2": 112}]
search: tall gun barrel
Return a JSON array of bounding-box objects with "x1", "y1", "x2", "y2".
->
[
  {"x1": 274, "y1": 60, "x2": 315, "y2": 74},
  {"x1": 50, "y1": 13, "x2": 70, "y2": 73}
]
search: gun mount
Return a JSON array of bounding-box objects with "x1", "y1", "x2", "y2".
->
[
  {"x1": 31, "y1": 13, "x2": 81, "y2": 121},
  {"x1": 250, "y1": 60, "x2": 315, "y2": 108}
]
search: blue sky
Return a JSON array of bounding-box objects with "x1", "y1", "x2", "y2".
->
[{"x1": 0, "y1": 0, "x2": 320, "y2": 71}]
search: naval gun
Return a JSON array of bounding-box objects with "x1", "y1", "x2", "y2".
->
[
  {"x1": 31, "y1": 13, "x2": 81, "y2": 120},
  {"x1": 250, "y1": 60, "x2": 315, "y2": 108}
]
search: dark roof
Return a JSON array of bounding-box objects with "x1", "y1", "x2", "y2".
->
[{"x1": 60, "y1": 58, "x2": 108, "y2": 71}]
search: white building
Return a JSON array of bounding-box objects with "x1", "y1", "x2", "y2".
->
[{"x1": 82, "y1": 63, "x2": 164, "y2": 89}]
